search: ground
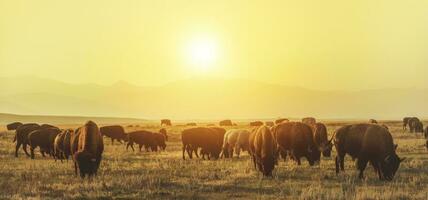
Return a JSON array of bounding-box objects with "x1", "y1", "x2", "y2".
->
[{"x1": 0, "y1": 121, "x2": 427, "y2": 199}]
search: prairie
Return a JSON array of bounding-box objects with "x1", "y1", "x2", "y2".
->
[{"x1": 0, "y1": 120, "x2": 427, "y2": 199}]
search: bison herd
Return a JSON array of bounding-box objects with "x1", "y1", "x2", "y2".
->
[{"x1": 5, "y1": 117, "x2": 426, "y2": 181}]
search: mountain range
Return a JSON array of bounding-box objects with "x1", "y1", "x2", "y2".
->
[{"x1": 0, "y1": 76, "x2": 427, "y2": 120}]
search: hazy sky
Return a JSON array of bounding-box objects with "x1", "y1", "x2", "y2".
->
[{"x1": 1, "y1": 0, "x2": 428, "y2": 90}]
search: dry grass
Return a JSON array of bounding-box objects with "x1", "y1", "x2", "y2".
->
[{"x1": 1, "y1": 121, "x2": 428, "y2": 199}]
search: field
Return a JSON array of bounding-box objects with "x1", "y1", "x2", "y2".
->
[{"x1": 1, "y1": 121, "x2": 428, "y2": 199}]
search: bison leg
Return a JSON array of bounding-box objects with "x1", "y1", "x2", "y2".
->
[
  {"x1": 335, "y1": 156, "x2": 340, "y2": 174},
  {"x1": 23, "y1": 143, "x2": 31, "y2": 157},
  {"x1": 30, "y1": 147, "x2": 35, "y2": 159},
  {"x1": 371, "y1": 161, "x2": 383, "y2": 180},
  {"x1": 194, "y1": 147, "x2": 200, "y2": 158},
  {"x1": 357, "y1": 158, "x2": 368, "y2": 179},
  {"x1": 182, "y1": 145, "x2": 186, "y2": 160},
  {"x1": 15, "y1": 142, "x2": 22, "y2": 157},
  {"x1": 74, "y1": 162, "x2": 78, "y2": 176}
]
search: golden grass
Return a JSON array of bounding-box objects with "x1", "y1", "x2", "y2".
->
[{"x1": 0, "y1": 121, "x2": 428, "y2": 199}]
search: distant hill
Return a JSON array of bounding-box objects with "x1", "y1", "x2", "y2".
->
[
  {"x1": 0, "y1": 113, "x2": 146, "y2": 125},
  {"x1": 0, "y1": 76, "x2": 427, "y2": 120}
]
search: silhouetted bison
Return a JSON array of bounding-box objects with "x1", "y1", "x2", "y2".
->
[
  {"x1": 200, "y1": 127, "x2": 226, "y2": 159},
  {"x1": 219, "y1": 120, "x2": 233, "y2": 126},
  {"x1": 223, "y1": 129, "x2": 251, "y2": 158},
  {"x1": 181, "y1": 127, "x2": 222, "y2": 160},
  {"x1": 126, "y1": 130, "x2": 158, "y2": 152},
  {"x1": 302, "y1": 117, "x2": 316, "y2": 126},
  {"x1": 186, "y1": 123, "x2": 197, "y2": 126},
  {"x1": 409, "y1": 117, "x2": 422, "y2": 133},
  {"x1": 313, "y1": 123, "x2": 333, "y2": 157},
  {"x1": 274, "y1": 122, "x2": 320, "y2": 166},
  {"x1": 403, "y1": 117, "x2": 412, "y2": 130},
  {"x1": 265, "y1": 121, "x2": 274, "y2": 127},
  {"x1": 7, "y1": 122, "x2": 23, "y2": 131},
  {"x1": 250, "y1": 121, "x2": 264, "y2": 126},
  {"x1": 249, "y1": 126, "x2": 276, "y2": 176},
  {"x1": 28, "y1": 128, "x2": 61, "y2": 159},
  {"x1": 275, "y1": 118, "x2": 289, "y2": 124},
  {"x1": 72, "y1": 121, "x2": 104, "y2": 178},
  {"x1": 334, "y1": 123, "x2": 404, "y2": 180},
  {"x1": 159, "y1": 128, "x2": 168, "y2": 141},
  {"x1": 14, "y1": 123, "x2": 41, "y2": 157},
  {"x1": 100, "y1": 125, "x2": 127, "y2": 144},
  {"x1": 54, "y1": 129, "x2": 73, "y2": 162},
  {"x1": 369, "y1": 119, "x2": 378, "y2": 124},
  {"x1": 414, "y1": 121, "x2": 424, "y2": 133},
  {"x1": 161, "y1": 119, "x2": 172, "y2": 126}
]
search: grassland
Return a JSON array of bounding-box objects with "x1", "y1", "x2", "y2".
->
[{"x1": 0, "y1": 121, "x2": 428, "y2": 199}]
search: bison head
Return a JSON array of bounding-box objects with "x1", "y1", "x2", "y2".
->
[
  {"x1": 320, "y1": 141, "x2": 333, "y2": 157},
  {"x1": 382, "y1": 153, "x2": 405, "y2": 181}
]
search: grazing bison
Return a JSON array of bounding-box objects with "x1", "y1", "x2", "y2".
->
[
  {"x1": 186, "y1": 122, "x2": 197, "y2": 126},
  {"x1": 14, "y1": 123, "x2": 41, "y2": 157},
  {"x1": 100, "y1": 125, "x2": 127, "y2": 144},
  {"x1": 7, "y1": 122, "x2": 23, "y2": 131},
  {"x1": 403, "y1": 117, "x2": 412, "y2": 130},
  {"x1": 200, "y1": 127, "x2": 226, "y2": 159},
  {"x1": 409, "y1": 117, "x2": 422, "y2": 133},
  {"x1": 219, "y1": 120, "x2": 233, "y2": 126},
  {"x1": 54, "y1": 129, "x2": 73, "y2": 162},
  {"x1": 313, "y1": 123, "x2": 333, "y2": 157},
  {"x1": 126, "y1": 131, "x2": 158, "y2": 152},
  {"x1": 334, "y1": 123, "x2": 404, "y2": 180},
  {"x1": 181, "y1": 127, "x2": 222, "y2": 160},
  {"x1": 250, "y1": 121, "x2": 264, "y2": 126},
  {"x1": 249, "y1": 126, "x2": 276, "y2": 176},
  {"x1": 28, "y1": 128, "x2": 62, "y2": 159},
  {"x1": 369, "y1": 119, "x2": 378, "y2": 124},
  {"x1": 223, "y1": 129, "x2": 251, "y2": 158},
  {"x1": 302, "y1": 117, "x2": 316, "y2": 126},
  {"x1": 275, "y1": 118, "x2": 289, "y2": 124},
  {"x1": 153, "y1": 132, "x2": 167, "y2": 150},
  {"x1": 274, "y1": 122, "x2": 319, "y2": 165},
  {"x1": 161, "y1": 119, "x2": 172, "y2": 126},
  {"x1": 72, "y1": 121, "x2": 104, "y2": 178}
]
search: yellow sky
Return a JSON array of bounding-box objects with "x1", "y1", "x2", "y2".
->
[{"x1": 1, "y1": 0, "x2": 428, "y2": 90}]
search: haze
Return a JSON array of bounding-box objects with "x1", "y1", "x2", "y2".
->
[{"x1": 1, "y1": 1, "x2": 428, "y2": 119}]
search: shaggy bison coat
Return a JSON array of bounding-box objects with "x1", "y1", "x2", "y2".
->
[
  {"x1": 14, "y1": 123, "x2": 41, "y2": 157},
  {"x1": 334, "y1": 123, "x2": 404, "y2": 180},
  {"x1": 274, "y1": 122, "x2": 320, "y2": 166},
  {"x1": 222, "y1": 129, "x2": 251, "y2": 158},
  {"x1": 7, "y1": 122, "x2": 23, "y2": 131},
  {"x1": 302, "y1": 117, "x2": 316, "y2": 126},
  {"x1": 100, "y1": 125, "x2": 127, "y2": 144},
  {"x1": 313, "y1": 123, "x2": 332, "y2": 157},
  {"x1": 181, "y1": 127, "x2": 222, "y2": 160},
  {"x1": 54, "y1": 129, "x2": 73, "y2": 162},
  {"x1": 219, "y1": 120, "x2": 233, "y2": 126},
  {"x1": 249, "y1": 126, "x2": 276, "y2": 176},
  {"x1": 275, "y1": 118, "x2": 289, "y2": 124},
  {"x1": 72, "y1": 121, "x2": 104, "y2": 178},
  {"x1": 28, "y1": 128, "x2": 62, "y2": 159},
  {"x1": 250, "y1": 121, "x2": 264, "y2": 126}
]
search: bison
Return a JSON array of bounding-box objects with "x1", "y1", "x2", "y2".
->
[
  {"x1": 72, "y1": 121, "x2": 104, "y2": 178},
  {"x1": 334, "y1": 123, "x2": 404, "y2": 180},
  {"x1": 369, "y1": 119, "x2": 378, "y2": 124},
  {"x1": 186, "y1": 122, "x2": 197, "y2": 126},
  {"x1": 275, "y1": 118, "x2": 289, "y2": 124},
  {"x1": 409, "y1": 117, "x2": 422, "y2": 133},
  {"x1": 219, "y1": 120, "x2": 233, "y2": 126},
  {"x1": 265, "y1": 121, "x2": 274, "y2": 127},
  {"x1": 222, "y1": 129, "x2": 251, "y2": 158},
  {"x1": 14, "y1": 123, "x2": 41, "y2": 157},
  {"x1": 28, "y1": 128, "x2": 61, "y2": 159},
  {"x1": 249, "y1": 126, "x2": 276, "y2": 176},
  {"x1": 159, "y1": 128, "x2": 168, "y2": 141},
  {"x1": 54, "y1": 129, "x2": 73, "y2": 162},
  {"x1": 126, "y1": 131, "x2": 159, "y2": 152},
  {"x1": 7, "y1": 122, "x2": 23, "y2": 131},
  {"x1": 181, "y1": 127, "x2": 222, "y2": 160},
  {"x1": 403, "y1": 117, "x2": 412, "y2": 130},
  {"x1": 313, "y1": 123, "x2": 333, "y2": 157},
  {"x1": 302, "y1": 117, "x2": 316, "y2": 126},
  {"x1": 274, "y1": 122, "x2": 320, "y2": 166},
  {"x1": 100, "y1": 125, "x2": 127, "y2": 144},
  {"x1": 161, "y1": 119, "x2": 172, "y2": 126},
  {"x1": 250, "y1": 121, "x2": 264, "y2": 126}
]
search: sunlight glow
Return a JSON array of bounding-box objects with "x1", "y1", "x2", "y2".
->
[{"x1": 186, "y1": 37, "x2": 218, "y2": 72}]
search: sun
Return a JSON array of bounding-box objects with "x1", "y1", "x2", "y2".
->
[{"x1": 186, "y1": 37, "x2": 218, "y2": 72}]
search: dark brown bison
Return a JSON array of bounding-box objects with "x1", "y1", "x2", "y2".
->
[
  {"x1": 274, "y1": 122, "x2": 319, "y2": 165},
  {"x1": 28, "y1": 128, "x2": 62, "y2": 159},
  {"x1": 369, "y1": 119, "x2": 378, "y2": 124},
  {"x1": 7, "y1": 122, "x2": 23, "y2": 131},
  {"x1": 159, "y1": 128, "x2": 168, "y2": 141},
  {"x1": 54, "y1": 129, "x2": 73, "y2": 162},
  {"x1": 200, "y1": 127, "x2": 225, "y2": 159},
  {"x1": 313, "y1": 123, "x2": 333, "y2": 157},
  {"x1": 334, "y1": 124, "x2": 404, "y2": 180},
  {"x1": 414, "y1": 121, "x2": 424, "y2": 133},
  {"x1": 14, "y1": 123, "x2": 41, "y2": 157},
  {"x1": 250, "y1": 121, "x2": 264, "y2": 126},
  {"x1": 186, "y1": 122, "x2": 197, "y2": 126},
  {"x1": 219, "y1": 120, "x2": 233, "y2": 126},
  {"x1": 275, "y1": 118, "x2": 289, "y2": 124},
  {"x1": 249, "y1": 126, "x2": 276, "y2": 176},
  {"x1": 409, "y1": 117, "x2": 422, "y2": 133},
  {"x1": 181, "y1": 127, "x2": 222, "y2": 160},
  {"x1": 161, "y1": 119, "x2": 172, "y2": 126},
  {"x1": 403, "y1": 117, "x2": 412, "y2": 130},
  {"x1": 100, "y1": 125, "x2": 127, "y2": 144},
  {"x1": 126, "y1": 131, "x2": 158, "y2": 152},
  {"x1": 40, "y1": 124, "x2": 59, "y2": 129},
  {"x1": 265, "y1": 121, "x2": 274, "y2": 127},
  {"x1": 72, "y1": 121, "x2": 104, "y2": 178}
]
